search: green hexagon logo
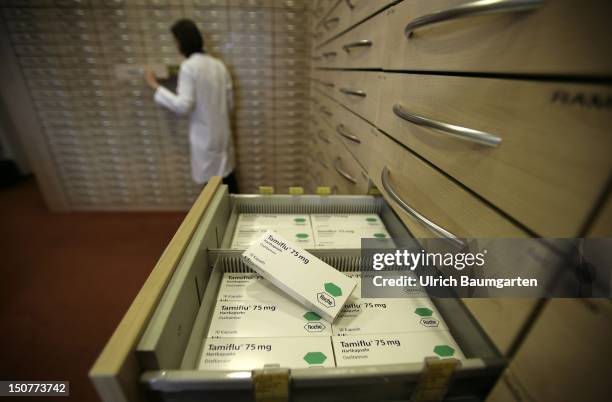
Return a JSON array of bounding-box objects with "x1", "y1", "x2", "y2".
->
[
  {"x1": 296, "y1": 233, "x2": 309, "y2": 239},
  {"x1": 324, "y1": 282, "x2": 342, "y2": 297},
  {"x1": 303, "y1": 312, "x2": 322, "y2": 321},
  {"x1": 303, "y1": 351, "x2": 327, "y2": 365},
  {"x1": 414, "y1": 307, "x2": 434, "y2": 317},
  {"x1": 366, "y1": 217, "x2": 378, "y2": 222},
  {"x1": 294, "y1": 218, "x2": 307, "y2": 223},
  {"x1": 433, "y1": 345, "x2": 455, "y2": 357},
  {"x1": 373, "y1": 233, "x2": 387, "y2": 238}
]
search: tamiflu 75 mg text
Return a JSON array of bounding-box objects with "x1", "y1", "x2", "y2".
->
[{"x1": 242, "y1": 230, "x2": 357, "y2": 322}]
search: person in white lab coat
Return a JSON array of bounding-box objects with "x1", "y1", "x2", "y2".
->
[{"x1": 144, "y1": 19, "x2": 238, "y2": 193}]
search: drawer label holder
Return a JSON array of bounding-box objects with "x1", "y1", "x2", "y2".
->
[
  {"x1": 252, "y1": 366, "x2": 290, "y2": 402},
  {"x1": 411, "y1": 357, "x2": 460, "y2": 402}
]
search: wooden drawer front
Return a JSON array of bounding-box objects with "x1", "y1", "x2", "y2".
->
[
  {"x1": 314, "y1": 0, "x2": 351, "y2": 46},
  {"x1": 384, "y1": 0, "x2": 612, "y2": 75},
  {"x1": 328, "y1": 139, "x2": 370, "y2": 195},
  {"x1": 332, "y1": 71, "x2": 383, "y2": 124},
  {"x1": 330, "y1": 101, "x2": 377, "y2": 173},
  {"x1": 312, "y1": 0, "x2": 341, "y2": 26},
  {"x1": 311, "y1": 69, "x2": 337, "y2": 96},
  {"x1": 315, "y1": 92, "x2": 340, "y2": 129},
  {"x1": 377, "y1": 73, "x2": 612, "y2": 236},
  {"x1": 506, "y1": 299, "x2": 612, "y2": 402},
  {"x1": 370, "y1": 131, "x2": 527, "y2": 238},
  {"x1": 331, "y1": 8, "x2": 387, "y2": 69},
  {"x1": 314, "y1": 40, "x2": 344, "y2": 69},
  {"x1": 348, "y1": 0, "x2": 396, "y2": 26},
  {"x1": 462, "y1": 299, "x2": 539, "y2": 355}
]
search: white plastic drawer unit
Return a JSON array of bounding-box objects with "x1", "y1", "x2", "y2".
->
[{"x1": 90, "y1": 179, "x2": 505, "y2": 402}]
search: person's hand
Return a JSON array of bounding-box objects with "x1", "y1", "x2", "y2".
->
[{"x1": 144, "y1": 66, "x2": 159, "y2": 90}]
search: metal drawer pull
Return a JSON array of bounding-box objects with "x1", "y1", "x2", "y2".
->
[
  {"x1": 392, "y1": 103, "x2": 501, "y2": 147},
  {"x1": 334, "y1": 158, "x2": 357, "y2": 184},
  {"x1": 318, "y1": 130, "x2": 331, "y2": 143},
  {"x1": 342, "y1": 39, "x2": 372, "y2": 52},
  {"x1": 340, "y1": 87, "x2": 367, "y2": 97},
  {"x1": 320, "y1": 81, "x2": 335, "y2": 88},
  {"x1": 323, "y1": 16, "x2": 340, "y2": 29},
  {"x1": 381, "y1": 166, "x2": 464, "y2": 247},
  {"x1": 336, "y1": 124, "x2": 361, "y2": 143},
  {"x1": 404, "y1": 0, "x2": 543, "y2": 38},
  {"x1": 322, "y1": 51, "x2": 338, "y2": 58}
]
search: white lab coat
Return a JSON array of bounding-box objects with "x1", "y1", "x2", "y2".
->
[{"x1": 154, "y1": 53, "x2": 235, "y2": 184}]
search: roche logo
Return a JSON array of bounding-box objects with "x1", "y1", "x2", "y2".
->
[
  {"x1": 304, "y1": 322, "x2": 326, "y2": 332},
  {"x1": 420, "y1": 317, "x2": 439, "y2": 327},
  {"x1": 317, "y1": 292, "x2": 335, "y2": 308}
]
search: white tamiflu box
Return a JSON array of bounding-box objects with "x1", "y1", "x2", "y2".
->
[
  {"x1": 217, "y1": 273, "x2": 268, "y2": 302},
  {"x1": 242, "y1": 230, "x2": 357, "y2": 322},
  {"x1": 311, "y1": 214, "x2": 393, "y2": 248},
  {"x1": 332, "y1": 297, "x2": 448, "y2": 336},
  {"x1": 199, "y1": 337, "x2": 335, "y2": 370},
  {"x1": 235, "y1": 214, "x2": 311, "y2": 229},
  {"x1": 311, "y1": 214, "x2": 386, "y2": 229},
  {"x1": 207, "y1": 299, "x2": 332, "y2": 338},
  {"x1": 332, "y1": 332, "x2": 464, "y2": 367},
  {"x1": 232, "y1": 227, "x2": 315, "y2": 249},
  {"x1": 217, "y1": 272, "x2": 309, "y2": 303}
]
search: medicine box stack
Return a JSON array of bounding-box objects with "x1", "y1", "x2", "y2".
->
[
  {"x1": 311, "y1": 214, "x2": 393, "y2": 248},
  {"x1": 200, "y1": 271, "x2": 464, "y2": 370},
  {"x1": 205, "y1": 218, "x2": 461, "y2": 370},
  {"x1": 200, "y1": 272, "x2": 336, "y2": 370},
  {"x1": 231, "y1": 214, "x2": 315, "y2": 249},
  {"x1": 230, "y1": 213, "x2": 394, "y2": 249}
]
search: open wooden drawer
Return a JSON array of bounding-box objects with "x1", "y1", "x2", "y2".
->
[{"x1": 90, "y1": 177, "x2": 505, "y2": 402}]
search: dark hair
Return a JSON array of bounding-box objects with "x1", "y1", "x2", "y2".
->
[{"x1": 171, "y1": 19, "x2": 204, "y2": 57}]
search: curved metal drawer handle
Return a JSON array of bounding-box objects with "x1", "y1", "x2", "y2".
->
[
  {"x1": 381, "y1": 166, "x2": 464, "y2": 247},
  {"x1": 334, "y1": 158, "x2": 357, "y2": 184},
  {"x1": 342, "y1": 39, "x2": 372, "y2": 52},
  {"x1": 393, "y1": 103, "x2": 501, "y2": 147},
  {"x1": 340, "y1": 87, "x2": 367, "y2": 97},
  {"x1": 336, "y1": 124, "x2": 361, "y2": 143},
  {"x1": 318, "y1": 130, "x2": 331, "y2": 143},
  {"x1": 404, "y1": 0, "x2": 543, "y2": 38},
  {"x1": 322, "y1": 51, "x2": 338, "y2": 58},
  {"x1": 320, "y1": 81, "x2": 335, "y2": 88},
  {"x1": 323, "y1": 16, "x2": 340, "y2": 29}
]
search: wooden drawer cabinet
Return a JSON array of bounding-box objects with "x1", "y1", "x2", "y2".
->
[
  {"x1": 462, "y1": 298, "x2": 539, "y2": 355},
  {"x1": 488, "y1": 299, "x2": 612, "y2": 402},
  {"x1": 330, "y1": 152, "x2": 370, "y2": 195},
  {"x1": 384, "y1": 0, "x2": 612, "y2": 75},
  {"x1": 314, "y1": 39, "x2": 343, "y2": 69},
  {"x1": 377, "y1": 72, "x2": 612, "y2": 236},
  {"x1": 316, "y1": 8, "x2": 387, "y2": 69},
  {"x1": 314, "y1": 0, "x2": 351, "y2": 46},
  {"x1": 311, "y1": 69, "x2": 337, "y2": 96},
  {"x1": 347, "y1": 0, "x2": 396, "y2": 27},
  {"x1": 332, "y1": 70, "x2": 383, "y2": 124},
  {"x1": 370, "y1": 131, "x2": 527, "y2": 238},
  {"x1": 324, "y1": 122, "x2": 370, "y2": 194},
  {"x1": 327, "y1": 98, "x2": 377, "y2": 173}
]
